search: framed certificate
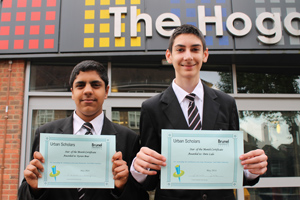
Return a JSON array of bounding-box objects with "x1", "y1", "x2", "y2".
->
[
  {"x1": 161, "y1": 129, "x2": 244, "y2": 189},
  {"x1": 38, "y1": 133, "x2": 115, "y2": 188}
]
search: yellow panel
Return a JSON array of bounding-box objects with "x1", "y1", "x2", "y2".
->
[
  {"x1": 99, "y1": 38, "x2": 110, "y2": 47},
  {"x1": 115, "y1": 0, "x2": 125, "y2": 5},
  {"x1": 85, "y1": 10, "x2": 95, "y2": 19},
  {"x1": 85, "y1": 0, "x2": 95, "y2": 5},
  {"x1": 131, "y1": 0, "x2": 140, "y2": 4},
  {"x1": 131, "y1": 37, "x2": 141, "y2": 47},
  {"x1": 137, "y1": 22, "x2": 141, "y2": 32},
  {"x1": 84, "y1": 38, "x2": 94, "y2": 48},
  {"x1": 84, "y1": 24, "x2": 94, "y2": 33},
  {"x1": 137, "y1": 9, "x2": 141, "y2": 15},
  {"x1": 100, "y1": 0, "x2": 110, "y2": 5},
  {"x1": 121, "y1": 23, "x2": 125, "y2": 33},
  {"x1": 100, "y1": 10, "x2": 110, "y2": 19},
  {"x1": 115, "y1": 37, "x2": 125, "y2": 47},
  {"x1": 100, "y1": 23, "x2": 110, "y2": 33},
  {"x1": 121, "y1": 13, "x2": 126, "y2": 18}
]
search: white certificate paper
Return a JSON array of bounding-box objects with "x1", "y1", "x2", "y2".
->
[
  {"x1": 38, "y1": 133, "x2": 115, "y2": 188},
  {"x1": 161, "y1": 130, "x2": 244, "y2": 189}
]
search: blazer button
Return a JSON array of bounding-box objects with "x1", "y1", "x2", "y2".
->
[{"x1": 202, "y1": 194, "x2": 207, "y2": 200}]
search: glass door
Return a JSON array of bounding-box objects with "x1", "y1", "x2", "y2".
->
[
  {"x1": 235, "y1": 98, "x2": 300, "y2": 200},
  {"x1": 24, "y1": 97, "x2": 75, "y2": 167}
]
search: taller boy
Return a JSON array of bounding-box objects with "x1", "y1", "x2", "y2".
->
[{"x1": 131, "y1": 24, "x2": 268, "y2": 200}]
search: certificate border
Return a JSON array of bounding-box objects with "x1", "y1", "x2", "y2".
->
[
  {"x1": 39, "y1": 133, "x2": 115, "y2": 188},
  {"x1": 161, "y1": 130, "x2": 243, "y2": 189}
]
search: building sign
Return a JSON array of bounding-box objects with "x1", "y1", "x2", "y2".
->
[
  {"x1": 0, "y1": 0, "x2": 60, "y2": 53},
  {"x1": 0, "y1": 0, "x2": 299, "y2": 54},
  {"x1": 59, "y1": 0, "x2": 147, "y2": 52},
  {"x1": 231, "y1": 0, "x2": 300, "y2": 50}
]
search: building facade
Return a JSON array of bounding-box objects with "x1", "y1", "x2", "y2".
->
[{"x1": 0, "y1": 0, "x2": 300, "y2": 199}]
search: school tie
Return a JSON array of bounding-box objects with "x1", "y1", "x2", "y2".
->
[
  {"x1": 77, "y1": 188, "x2": 85, "y2": 200},
  {"x1": 186, "y1": 93, "x2": 202, "y2": 130},
  {"x1": 82, "y1": 122, "x2": 93, "y2": 135},
  {"x1": 77, "y1": 122, "x2": 93, "y2": 199}
]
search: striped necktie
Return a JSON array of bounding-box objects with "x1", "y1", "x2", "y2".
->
[
  {"x1": 77, "y1": 188, "x2": 85, "y2": 200},
  {"x1": 186, "y1": 93, "x2": 202, "y2": 130},
  {"x1": 77, "y1": 122, "x2": 93, "y2": 199},
  {"x1": 82, "y1": 122, "x2": 93, "y2": 135}
]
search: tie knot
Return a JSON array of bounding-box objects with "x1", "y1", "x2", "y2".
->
[
  {"x1": 82, "y1": 122, "x2": 93, "y2": 135},
  {"x1": 186, "y1": 93, "x2": 196, "y2": 102}
]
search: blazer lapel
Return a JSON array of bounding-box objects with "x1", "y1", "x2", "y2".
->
[
  {"x1": 101, "y1": 116, "x2": 121, "y2": 151},
  {"x1": 202, "y1": 83, "x2": 220, "y2": 130},
  {"x1": 101, "y1": 116, "x2": 117, "y2": 136},
  {"x1": 59, "y1": 114, "x2": 74, "y2": 134},
  {"x1": 161, "y1": 86, "x2": 189, "y2": 129}
]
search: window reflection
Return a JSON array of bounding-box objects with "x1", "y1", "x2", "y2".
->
[
  {"x1": 237, "y1": 65, "x2": 300, "y2": 94},
  {"x1": 31, "y1": 110, "x2": 73, "y2": 146},
  {"x1": 201, "y1": 65, "x2": 233, "y2": 93},
  {"x1": 239, "y1": 111, "x2": 300, "y2": 177},
  {"x1": 111, "y1": 63, "x2": 232, "y2": 93},
  {"x1": 111, "y1": 63, "x2": 174, "y2": 93},
  {"x1": 246, "y1": 187, "x2": 300, "y2": 200},
  {"x1": 112, "y1": 108, "x2": 140, "y2": 134},
  {"x1": 30, "y1": 64, "x2": 74, "y2": 92},
  {"x1": 30, "y1": 63, "x2": 233, "y2": 93}
]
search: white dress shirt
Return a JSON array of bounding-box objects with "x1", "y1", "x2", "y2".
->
[{"x1": 73, "y1": 111, "x2": 104, "y2": 135}]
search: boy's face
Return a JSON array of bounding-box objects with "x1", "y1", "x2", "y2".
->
[
  {"x1": 71, "y1": 70, "x2": 109, "y2": 122},
  {"x1": 166, "y1": 33, "x2": 209, "y2": 82}
]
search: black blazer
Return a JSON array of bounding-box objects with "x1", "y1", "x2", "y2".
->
[
  {"x1": 18, "y1": 114, "x2": 148, "y2": 200},
  {"x1": 139, "y1": 83, "x2": 259, "y2": 200}
]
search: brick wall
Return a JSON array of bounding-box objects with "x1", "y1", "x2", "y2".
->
[{"x1": 0, "y1": 60, "x2": 25, "y2": 200}]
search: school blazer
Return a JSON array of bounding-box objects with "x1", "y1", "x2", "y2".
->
[
  {"x1": 18, "y1": 114, "x2": 148, "y2": 200},
  {"x1": 139, "y1": 83, "x2": 259, "y2": 200}
]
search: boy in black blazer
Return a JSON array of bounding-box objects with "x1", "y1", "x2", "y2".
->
[
  {"x1": 131, "y1": 24, "x2": 268, "y2": 200},
  {"x1": 18, "y1": 60, "x2": 148, "y2": 200}
]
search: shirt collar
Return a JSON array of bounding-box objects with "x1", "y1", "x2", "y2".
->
[
  {"x1": 172, "y1": 79, "x2": 204, "y2": 103},
  {"x1": 73, "y1": 111, "x2": 104, "y2": 135}
]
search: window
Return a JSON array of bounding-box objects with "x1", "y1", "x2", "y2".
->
[
  {"x1": 236, "y1": 65, "x2": 300, "y2": 94},
  {"x1": 111, "y1": 63, "x2": 174, "y2": 93},
  {"x1": 30, "y1": 64, "x2": 74, "y2": 92},
  {"x1": 111, "y1": 63, "x2": 233, "y2": 93},
  {"x1": 29, "y1": 63, "x2": 107, "y2": 92},
  {"x1": 31, "y1": 110, "x2": 73, "y2": 147},
  {"x1": 201, "y1": 65, "x2": 232, "y2": 93},
  {"x1": 112, "y1": 108, "x2": 141, "y2": 134},
  {"x1": 240, "y1": 110, "x2": 300, "y2": 177},
  {"x1": 246, "y1": 187, "x2": 300, "y2": 200},
  {"x1": 128, "y1": 111, "x2": 140, "y2": 129}
]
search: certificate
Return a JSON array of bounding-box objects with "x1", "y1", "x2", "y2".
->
[
  {"x1": 38, "y1": 133, "x2": 115, "y2": 188},
  {"x1": 161, "y1": 130, "x2": 243, "y2": 189}
]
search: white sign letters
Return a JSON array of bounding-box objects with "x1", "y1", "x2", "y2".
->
[{"x1": 109, "y1": 5, "x2": 300, "y2": 45}]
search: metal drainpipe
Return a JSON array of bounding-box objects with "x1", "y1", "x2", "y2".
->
[{"x1": 0, "y1": 60, "x2": 12, "y2": 199}]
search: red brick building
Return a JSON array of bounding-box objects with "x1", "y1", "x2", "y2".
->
[{"x1": 0, "y1": 60, "x2": 25, "y2": 200}]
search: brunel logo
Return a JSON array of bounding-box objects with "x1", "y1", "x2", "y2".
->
[
  {"x1": 218, "y1": 139, "x2": 229, "y2": 144},
  {"x1": 92, "y1": 143, "x2": 102, "y2": 148}
]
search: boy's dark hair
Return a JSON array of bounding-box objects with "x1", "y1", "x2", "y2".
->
[
  {"x1": 168, "y1": 24, "x2": 206, "y2": 53},
  {"x1": 69, "y1": 60, "x2": 108, "y2": 89}
]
